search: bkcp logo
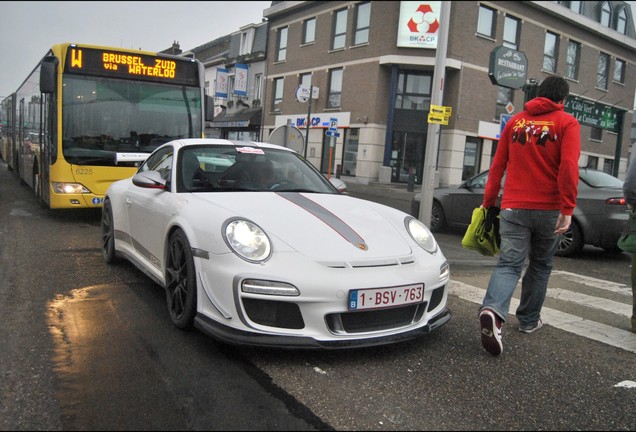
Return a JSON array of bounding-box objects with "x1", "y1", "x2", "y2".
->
[{"x1": 407, "y1": 4, "x2": 439, "y2": 33}]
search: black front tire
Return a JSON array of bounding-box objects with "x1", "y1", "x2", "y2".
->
[
  {"x1": 556, "y1": 220, "x2": 583, "y2": 257},
  {"x1": 101, "y1": 199, "x2": 118, "y2": 264},
  {"x1": 429, "y1": 200, "x2": 446, "y2": 233},
  {"x1": 165, "y1": 229, "x2": 197, "y2": 330}
]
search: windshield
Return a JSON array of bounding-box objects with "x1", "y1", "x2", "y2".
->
[
  {"x1": 579, "y1": 168, "x2": 623, "y2": 188},
  {"x1": 62, "y1": 75, "x2": 202, "y2": 166},
  {"x1": 173, "y1": 145, "x2": 338, "y2": 194}
]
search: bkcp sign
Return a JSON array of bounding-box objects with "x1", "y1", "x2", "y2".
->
[
  {"x1": 563, "y1": 97, "x2": 623, "y2": 133},
  {"x1": 488, "y1": 46, "x2": 528, "y2": 89}
]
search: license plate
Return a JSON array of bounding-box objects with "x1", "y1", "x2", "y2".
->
[{"x1": 348, "y1": 284, "x2": 424, "y2": 311}]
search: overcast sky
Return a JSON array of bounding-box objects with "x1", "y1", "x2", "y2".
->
[
  {"x1": 0, "y1": 1, "x2": 271, "y2": 98},
  {"x1": 1, "y1": 1, "x2": 634, "y2": 103}
]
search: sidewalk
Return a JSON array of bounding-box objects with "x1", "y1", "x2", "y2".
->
[
  {"x1": 344, "y1": 181, "x2": 417, "y2": 215},
  {"x1": 344, "y1": 180, "x2": 498, "y2": 268}
]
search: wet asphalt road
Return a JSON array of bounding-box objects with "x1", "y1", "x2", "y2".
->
[{"x1": 1, "y1": 160, "x2": 635, "y2": 430}]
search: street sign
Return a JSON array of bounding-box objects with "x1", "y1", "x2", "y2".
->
[
  {"x1": 430, "y1": 104, "x2": 452, "y2": 116},
  {"x1": 427, "y1": 113, "x2": 449, "y2": 125},
  {"x1": 498, "y1": 114, "x2": 513, "y2": 139},
  {"x1": 325, "y1": 130, "x2": 340, "y2": 138},
  {"x1": 295, "y1": 85, "x2": 319, "y2": 103},
  {"x1": 564, "y1": 97, "x2": 623, "y2": 133},
  {"x1": 488, "y1": 46, "x2": 528, "y2": 89},
  {"x1": 329, "y1": 117, "x2": 338, "y2": 131},
  {"x1": 505, "y1": 102, "x2": 514, "y2": 114}
]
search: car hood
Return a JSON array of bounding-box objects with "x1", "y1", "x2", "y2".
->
[{"x1": 191, "y1": 192, "x2": 417, "y2": 260}]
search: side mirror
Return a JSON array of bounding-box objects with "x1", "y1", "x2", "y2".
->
[
  {"x1": 40, "y1": 56, "x2": 58, "y2": 94},
  {"x1": 329, "y1": 177, "x2": 347, "y2": 193},
  {"x1": 132, "y1": 171, "x2": 167, "y2": 190}
]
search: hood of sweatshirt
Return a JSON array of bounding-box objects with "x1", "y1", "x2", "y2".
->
[{"x1": 524, "y1": 97, "x2": 564, "y2": 116}]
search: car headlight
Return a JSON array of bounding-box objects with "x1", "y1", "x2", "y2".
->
[
  {"x1": 406, "y1": 217, "x2": 438, "y2": 254},
  {"x1": 224, "y1": 219, "x2": 272, "y2": 262}
]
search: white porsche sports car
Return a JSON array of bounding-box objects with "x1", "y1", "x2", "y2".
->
[{"x1": 101, "y1": 138, "x2": 451, "y2": 349}]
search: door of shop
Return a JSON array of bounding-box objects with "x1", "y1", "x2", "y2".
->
[{"x1": 389, "y1": 131, "x2": 426, "y2": 184}]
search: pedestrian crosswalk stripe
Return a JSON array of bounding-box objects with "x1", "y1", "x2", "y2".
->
[
  {"x1": 449, "y1": 280, "x2": 636, "y2": 354},
  {"x1": 551, "y1": 270, "x2": 631, "y2": 295},
  {"x1": 549, "y1": 288, "x2": 631, "y2": 317}
]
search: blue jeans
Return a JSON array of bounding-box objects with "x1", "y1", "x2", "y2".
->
[{"x1": 480, "y1": 209, "x2": 560, "y2": 326}]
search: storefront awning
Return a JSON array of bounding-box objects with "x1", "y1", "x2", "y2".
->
[{"x1": 209, "y1": 107, "x2": 262, "y2": 128}]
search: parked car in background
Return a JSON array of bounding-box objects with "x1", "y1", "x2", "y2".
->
[
  {"x1": 410, "y1": 168, "x2": 628, "y2": 257},
  {"x1": 102, "y1": 138, "x2": 451, "y2": 349}
]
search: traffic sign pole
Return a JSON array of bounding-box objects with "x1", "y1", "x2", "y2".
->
[{"x1": 419, "y1": 1, "x2": 450, "y2": 228}]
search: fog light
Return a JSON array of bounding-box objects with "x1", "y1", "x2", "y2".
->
[
  {"x1": 241, "y1": 279, "x2": 299, "y2": 296},
  {"x1": 439, "y1": 261, "x2": 450, "y2": 281}
]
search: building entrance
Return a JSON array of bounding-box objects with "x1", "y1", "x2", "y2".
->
[{"x1": 389, "y1": 130, "x2": 426, "y2": 184}]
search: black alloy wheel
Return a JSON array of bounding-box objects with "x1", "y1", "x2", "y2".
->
[
  {"x1": 165, "y1": 229, "x2": 197, "y2": 329},
  {"x1": 101, "y1": 199, "x2": 118, "y2": 264}
]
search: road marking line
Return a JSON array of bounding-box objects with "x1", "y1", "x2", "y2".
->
[
  {"x1": 449, "y1": 280, "x2": 636, "y2": 354},
  {"x1": 549, "y1": 288, "x2": 631, "y2": 317},
  {"x1": 551, "y1": 270, "x2": 631, "y2": 294}
]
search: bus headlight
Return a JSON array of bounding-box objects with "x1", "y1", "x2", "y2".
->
[{"x1": 52, "y1": 182, "x2": 91, "y2": 194}]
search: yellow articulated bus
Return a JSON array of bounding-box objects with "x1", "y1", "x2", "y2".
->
[{"x1": 1, "y1": 43, "x2": 212, "y2": 209}]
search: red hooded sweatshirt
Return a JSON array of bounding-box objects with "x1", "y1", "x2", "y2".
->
[{"x1": 483, "y1": 97, "x2": 581, "y2": 215}]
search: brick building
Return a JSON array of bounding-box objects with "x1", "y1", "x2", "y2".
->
[{"x1": 260, "y1": 1, "x2": 636, "y2": 186}]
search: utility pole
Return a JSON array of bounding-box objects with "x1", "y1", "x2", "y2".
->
[
  {"x1": 304, "y1": 82, "x2": 313, "y2": 158},
  {"x1": 419, "y1": 1, "x2": 451, "y2": 227}
]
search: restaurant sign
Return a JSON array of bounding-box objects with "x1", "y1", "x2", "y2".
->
[
  {"x1": 564, "y1": 97, "x2": 623, "y2": 133},
  {"x1": 488, "y1": 46, "x2": 528, "y2": 89}
]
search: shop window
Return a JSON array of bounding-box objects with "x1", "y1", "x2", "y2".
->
[
  {"x1": 477, "y1": 4, "x2": 496, "y2": 39},
  {"x1": 617, "y1": 7, "x2": 627, "y2": 34},
  {"x1": 495, "y1": 86, "x2": 513, "y2": 120},
  {"x1": 276, "y1": 27, "x2": 288, "y2": 62},
  {"x1": 600, "y1": 1, "x2": 611, "y2": 27},
  {"x1": 332, "y1": 8, "x2": 348, "y2": 50},
  {"x1": 565, "y1": 41, "x2": 580, "y2": 80},
  {"x1": 272, "y1": 77, "x2": 284, "y2": 111},
  {"x1": 342, "y1": 128, "x2": 359, "y2": 176},
  {"x1": 597, "y1": 53, "x2": 610, "y2": 90},
  {"x1": 543, "y1": 31, "x2": 559, "y2": 73},
  {"x1": 302, "y1": 18, "x2": 316, "y2": 45},
  {"x1": 395, "y1": 71, "x2": 431, "y2": 111},
  {"x1": 327, "y1": 68, "x2": 343, "y2": 109},
  {"x1": 613, "y1": 58, "x2": 626, "y2": 84},
  {"x1": 462, "y1": 138, "x2": 481, "y2": 180},
  {"x1": 353, "y1": 2, "x2": 371, "y2": 45},
  {"x1": 503, "y1": 15, "x2": 521, "y2": 49}
]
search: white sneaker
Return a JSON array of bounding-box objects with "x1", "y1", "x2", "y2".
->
[{"x1": 519, "y1": 319, "x2": 543, "y2": 334}]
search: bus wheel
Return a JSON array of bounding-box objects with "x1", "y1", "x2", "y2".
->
[{"x1": 33, "y1": 168, "x2": 40, "y2": 198}]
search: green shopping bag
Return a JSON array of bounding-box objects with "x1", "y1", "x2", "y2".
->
[{"x1": 462, "y1": 207, "x2": 500, "y2": 256}]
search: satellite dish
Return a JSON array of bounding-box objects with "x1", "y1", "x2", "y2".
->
[{"x1": 268, "y1": 124, "x2": 305, "y2": 154}]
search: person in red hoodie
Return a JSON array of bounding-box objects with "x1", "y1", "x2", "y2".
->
[{"x1": 479, "y1": 76, "x2": 581, "y2": 356}]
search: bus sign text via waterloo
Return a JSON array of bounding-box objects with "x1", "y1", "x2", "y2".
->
[{"x1": 65, "y1": 46, "x2": 199, "y2": 86}]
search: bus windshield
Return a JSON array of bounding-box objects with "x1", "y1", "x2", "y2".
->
[{"x1": 62, "y1": 75, "x2": 202, "y2": 166}]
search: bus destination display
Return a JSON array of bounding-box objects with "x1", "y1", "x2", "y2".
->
[{"x1": 65, "y1": 46, "x2": 198, "y2": 86}]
